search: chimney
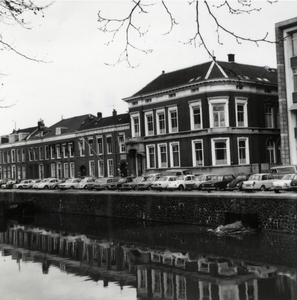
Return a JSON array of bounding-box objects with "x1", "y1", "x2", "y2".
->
[
  {"x1": 228, "y1": 53, "x2": 235, "y2": 62},
  {"x1": 112, "y1": 109, "x2": 117, "y2": 117},
  {"x1": 38, "y1": 119, "x2": 45, "y2": 131},
  {"x1": 97, "y1": 112, "x2": 102, "y2": 119}
]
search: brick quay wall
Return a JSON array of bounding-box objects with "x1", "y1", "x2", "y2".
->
[{"x1": 0, "y1": 190, "x2": 297, "y2": 234}]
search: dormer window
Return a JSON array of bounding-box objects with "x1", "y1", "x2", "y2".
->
[
  {"x1": 169, "y1": 93, "x2": 176, "y2": 98},
  {"x1": 56, "y1": 128, "x2": 61, "y2": 135}
]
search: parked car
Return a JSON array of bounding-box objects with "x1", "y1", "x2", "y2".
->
[
  {"x1": 120, "y1": 176, "x2": 147, "y2": 191},
  {"x1": 37, "y1": 178, "x2": 60, "y2": 190},
  {"x1": 184, "y1": 174, "x2": 217, "y2": 190},
  {"x1": 290, "y1": 174, "x2": 297, "y2": 192},
  {"x1": 167, "y1": 174, "x2": 197, "y2": 191},
  {"x1": 241, "y1": 173, "x2": 275, "y2": 191},
  {"x1": 32, "y1": 179, "x2": 46, "y2": 189},
  {"x1": 270, "y1": 174, "x2": 295, "y2": 193},
  {"x1": 151, "y1": 175, "x2": 177, "y2": 191},
  {"x1": 226, "y1": 174, "x2": 251, "y2": 191},
  {"x1": 94, "y1": 177, "x2": 119, "y2": 191},
  {"x1": 270, "y1": 165, "x2": 297, "y2": 179},
  {"x1": 13, "y1": 179, "x2": 35, "y2": 189},
  {"x1": 50, "y1": 178, "x2": 66, "y2": 190},
  {"x1": 135, "y1": 173, "x2": 162, "y2": 190},
  {"x1": 116, "y1": 176, "x2": 135, "y2": 190},
  {"x1": 58, "y1": 178, "x2": 81, "y2": 190},
  {"x1": 76, "y1": 177, "x2": 96, "y2": 189},
  {"x1": 0, "y1": 180, "x2": 7, "y2": 188},
  {"x1": 200, "y1": 174, "x2": 235, "y2": 191},
  {"x1": 163, "y1": 169, "x2": 192, "y2": 176},
  {"x1": 2, "y1": 180, "x2": 20, "y2": 189}
]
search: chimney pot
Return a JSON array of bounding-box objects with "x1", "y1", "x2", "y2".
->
[
  {"x1": 97, "y1": 112, "x2": 102, "y2": 119},
  {"x1": 228, "y1": 53, "x2": 235, "y2": 62}
]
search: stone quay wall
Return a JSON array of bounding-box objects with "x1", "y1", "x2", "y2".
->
[{"x1": 1, "y1": 190, "x2": 297, "y2": 234}]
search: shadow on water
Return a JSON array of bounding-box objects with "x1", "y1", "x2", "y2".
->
[{"x1": 0, "y1": 206, "x2": 297, "y2": 300}]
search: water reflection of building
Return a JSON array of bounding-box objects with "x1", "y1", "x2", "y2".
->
[{"x1": 0, "y1": 224, "x2": 296, "y2": 300}]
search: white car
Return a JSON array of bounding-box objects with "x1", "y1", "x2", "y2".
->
[
  {"x1": 58, "y1": 178, "x2": 81, "y2": 190},
  {"x1": 37, "y1": 178, "x2": 60, "y2": 190},
  {"x1": 76, "y1": 177, "x2": 96, "y2": 189},
  {"x1": 151, "y1": 176, "x2": 177, "y2": 191},
  {"x1": 167, "y1": 175, "x2": 197, "y2": 191},
  {"x1": 13, "y1": 179, "x2": 38, "y2": 189},
  {"x1": 241, "y1": 173, "x2": 275, "y2": 191},
  {"x1": 270, "y1": 174, "x2": 295, "y2": 193},
  {"x1": 184, "y1": 174, "x2": 217, "y2": 190}
]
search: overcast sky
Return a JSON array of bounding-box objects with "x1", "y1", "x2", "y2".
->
[{"x1": 0, "y1": 0, "x2": 296, "y2": 136}]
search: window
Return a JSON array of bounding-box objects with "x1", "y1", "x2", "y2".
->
[
  {"x1": 51, "y1": 163, "x2": 56, "y2": 177},
  {"x1": 189, "y1": 101, "x2": 202, "y2": 130},
  {"x1": 107, "y1": 159, "x2": 113, "y2": 177},
  {"x1": 22, "y1": 149, "x2": 26, "y2": 162},
  {"x1": 106, "y1": 136, "x2": 112, "y2": 154},
  {"x1": 267, "y1": 139, "x2": 275, "y2": 163},
  {"x1": 22, "y1": 166, "x2": 26, "y2": 179},
  {"x1": 70, "y1": 162, "x2": 75, "y2": 178},
  {"x1": 98, "y1": 160, "x2": 104, "y2": 177},
  {"x1": 88, "y1": 138, "x2": 94, "y2": 156},
  {"x1": 89, "y1": 160, "x2": 95, "y2": 177},
  {"x1": 68, "y1": 142, "x2": 74, "y2": 157},
  {"x1": 168, "y1": 107, "x2": 178, "y2": 133},
  {"x1": 11, "y1": 149, "x2": 15, "y2": 163},
  {"x1": 45, "y1": 145, "x2": 49, "y2": 160},
  {"x1": 17, "y1": 166, "x2": 21, "y2": 180},
  {"x1": 208, "y1": 98, "x2": 229, "y2": 128},
  {"x1": 292, "y1": 32, "x2": 297, "y2": 56},
  {"x1": 158, "y1": 144, "x2": 167, "y2": 168},
  {"x1": 236, "y1": 98, "x2": 248, "y2": 127},
  {"x1": 192, "y1": 140, "x2": 204, "y2": 166},
  {"x1": 50, "y1": 145, "x2": 55, "y2": 159},
  {"x1": 170, "y1": 142, "x2": 180, "y2": 167},
  {"x1": 64, "y1": 163, "x2": 69, "y2": 178},
  {"x1": 145, "y1": 112, "x2": 154, "y2": 136},
  {"x1": 276, "y1": 105, "x2": 280, "y2": 128},
  {"x1": 146, "y1": 145, "x2": 156, "y2": 169},
  {"x1": 62, "y1": 144, "x2": 68, "y2": 158},
  {"x1": 39, "y1": 164, "x2": 44, "y2": 179},
  {"x1": 17, "y1": 149, "x2": 21, "y2": 162},
  {"x1": 29, "y1": 148, "x2": 34, "y2": 161},
  {"x1": 56, "y1": 144, "x2": 61, "y2": 159},
  {"x1": 57, "y1": 163, "x2": 62, "y2": 178},
  {"x1": 78, "y1": 139, "x2": 85, "y2": 156},
  {"x1": 157, "y1": 110, "x2": 166, "y2": 134},
  {"x1": 238, "y1": 138, "x2": 250, "y2": 165},
  {"x1": 97, "y1": 137, "x2": 103, "y2": 154},
  {"x1": 11, "y1": 165, "x2": 16, "y2": 180},
  {"x1": 118, "y1": 134, "x2": 126, "y2": 153},
  {"x1": 211, "y1": 138, "x2": 230, "y2": 166},
  {"x1": 131, "y1": 114, "x2": 140, "y2": 137},
  {"x1": 39, "y1": 146, "x2": 44, "y2": 160},
  {"x1": 265, "y1": 106, "x2": 274, "y2": 128}
]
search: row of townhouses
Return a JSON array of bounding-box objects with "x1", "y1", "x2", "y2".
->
[{"x1": 0, "y1": 54, "x2": 280, "y2": 180}]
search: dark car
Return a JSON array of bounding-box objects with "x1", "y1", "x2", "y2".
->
[
  {"x1": 116, "y1": 176, "x2": 135, "y2": 190},
  {"x1": 200, "y1": 174, "x2": 235, "y2": 192},
  {"x1": 120, "y1": 176, "x2": 146, "y2": 191},
  {"x1": 135, "y1": 173, "x2": 162, "y2": 190},
  {"x1": 226, "y1": 174, "x2": 251, "y2": 191},
  {"x1": 290, "y1": 174, "x2": 297, "y2": 192}
]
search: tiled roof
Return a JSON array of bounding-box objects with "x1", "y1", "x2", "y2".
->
[
  {"x1": 131, "y1": 60, "x2": 277, "y2": 97},
  {"x1": 78, "y1": 113, "x2": 130, "y2": 132}
]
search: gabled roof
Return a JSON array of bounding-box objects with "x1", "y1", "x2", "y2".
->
[
  {"x1": 128, "y1": 60, "x2": 277, "y2": 99},
  {"x1": 78, "y1": 112, "x2": 130, "y2": 132}
]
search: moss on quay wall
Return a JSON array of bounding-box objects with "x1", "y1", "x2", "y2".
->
[{"x1": 0, "y1": 190, "x2": 297, "y2": 234}]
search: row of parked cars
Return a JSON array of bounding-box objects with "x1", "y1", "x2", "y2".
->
[{"x1": 1, "y1": 168, "x2": 297, "y2": 193}]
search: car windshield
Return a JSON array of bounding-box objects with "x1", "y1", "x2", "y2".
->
[
  {"x1": 236, "y1": 175, "x2": 247, "y2": 180},
  {"x1": 146, "y1": 177, "x2": 155, "y2": 182},
  {"x1": 134, "y1": 177, "x2": 144, "y2": 182},
  {"x1": 281, "y1": 174, "x2": 295, "y2": 180},
  {"x1": 176, "y1": 175, "x2": 185, "y2": 181},
  {"x1": 158, "y1": 177, "x2": 169, "y2": 181},
  {"x1": 249, "y1": 175, "x2": 261, "y2": 181},
  {"x1": 65, "y1": 179, "x2": 73, "y2": 183},
  {"x1": 95, "y1": 178, "x2": 106, "y2": 183}
]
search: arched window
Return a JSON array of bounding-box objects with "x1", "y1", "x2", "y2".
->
[{"x1": 267, "y1": 139, "x2": 275, "y2": 163}]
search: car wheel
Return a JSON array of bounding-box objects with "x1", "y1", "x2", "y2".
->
[
  {"x1": 147, "y1": 186, "x2": 152, "y2": 191},
  {"x1": 274, "y1": 189, "x2": 280, "y2": 193},
  {"x1": 54, "y1": 185, "x2": 59, "y2": 190},
  {"x1": 215, "y1": 186, "x2": 220, "y2": 191},
  {"x1": 134, "y1": 186, "x2": 138, "y2": 191},
  {"x1": 18, "y1": 186, "x2": 23, "y2": 189},
  {"x1": 104, "y1": 186, "x2": 109, "y2": 190},
  {"x1": 260, "y1": 185, "x2": 265, "y2": 191},
  {"x1": 84, "y1": 185, "x2": 88, "y2": 190},
  {"x1": 44, "y1": 186, "x2": 49, "y2": 190},
  {"x1": 70, "y1": 186, "x2": 75, "y2": 189},
  {"x1": 178, "y1": 185, "x2": 184, "y2": 191}
]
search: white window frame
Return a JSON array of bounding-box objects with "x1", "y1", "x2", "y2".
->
[
  {"x1": 88, "y1": 138, "x2": 94, "y2": 156},
  {"x1": 22, "y1": 166, "x2": 26, "y2": 179},
  {"x1": 89, "y1": 160, "x2": 95, "y2": 177},
  {"x1": 235, "y1": 98, "x2": 248, "y2": 127},
  {"x1": 64, "y1": 163, "x2": 69, "y2": 178},
  {"x1": 131, "y1": 113, "x2": 141, "y2": 137},
  {"x1": 168, "y1": 106, "x2": 178, "y2": 133},
  {"x1": 50, "y1": 145, "x2": 55, "y2": 159},
  {"x1": 118, "y1": 133, "x2": 126, "y2": 153},
  {"x1": 106, "y1": 135, "x2": 112, "y2": 154},
  {"x1": 39, "y1": 164, "x2": 44, "y2": 179},
  {"x1": 169, "y1": 142, "x2": 180, "y2": 167},
  {"x1": 45, "y1": 145, "x2": 49, "y2": 160},
  {"x1": 146, "y1": 145, "x2": 156, "y2": 169},
  {"x1": 267, "y1": 139, "x2": 276, "y2": 163},
  {"x1": 70, "y1": 162, "x2": 75, "y2": 178},
  {"x1": 97, "y1": 136, "x2": 103, "y2": 155},
  {"x1": 51, "y1": 163, "x2": 56, "y2": 177},
  {"x1": 211, "y1": 138, "x2": 231, "y2": 166},
  {"x1": 158, "y1": 143, "x2": 168, "y2": 168},
  {"x1": 265, "y1": 105, "x2": 274, "y2": 128},
  {"x1": 189, "y1": 100, "x2": 203, "y2": 130},
  {"x1": 98, "y1": 160, "x2": 104, "y2": 177},
  {"x1": 78, "y1": 139, "x2": 85, "y2": 156},
  {"x1": 208, "y1": 97, "x2": 229, "y2": 128},
  {"x1": 107, "y1": 159, "x2": 114, "y2": 177},
  {"x1": 156, "y1": 109, "x2": 166, "y2": 135},
  {"x1": 62, "y1": 143, "x2": 68, "y2": 158},
  {"x1": 39, "y1": 146, "x2": 44, "y2": 161},
  {"x1": 56, "y1": 144, "x2": 61, "y2": 159},
  {"x1": 57, "y1": 162, "x2": 62, "y2": 179},
  {"x1": 145, "y1": 111, "x2": 154, "y2": 136},
  {"x1": 237, "y1": 137, "x2": 250, "y2": 165},
  {"x1": 68, "y1": 142, "x2": 74, "y2": 158},
  {"x1": 192, "y1": 139, "x2": 204, "y2": 167},
  {"x1": 11, "y1": 149, "x2": 15, "y2": 163}
]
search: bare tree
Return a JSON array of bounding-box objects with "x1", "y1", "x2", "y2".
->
[
  {"x1": 98, "y1": 0, "x2": 278, "y2": 67},
  {"x1": 0, "y1": 0, "x2": 50, "y2": 61}
]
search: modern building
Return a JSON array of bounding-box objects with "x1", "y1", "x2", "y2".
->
[
  {"x1": 275, "y1": 17, "x2": 297, "y2": 165},
  {"x1": 123, "y1": 55, "x2": 280, "y2": 176},
  {"x1": 0, "y1": 110, "x2": 130, "y2": 180}
]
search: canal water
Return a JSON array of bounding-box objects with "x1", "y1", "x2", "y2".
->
[{"x1": 0, "y1": 210, "x2": 296, "y2": 300}]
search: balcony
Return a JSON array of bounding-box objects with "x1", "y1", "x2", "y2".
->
[{"x1": 126, "y1": 136, "x2": 144, "y2": 144}]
